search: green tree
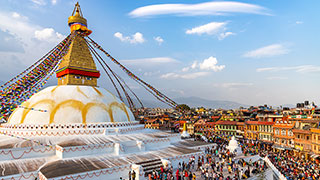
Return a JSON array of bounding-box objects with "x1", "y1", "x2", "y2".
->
[{"x1": 176, "y1": 104, "x2": 191, "y2": 112}]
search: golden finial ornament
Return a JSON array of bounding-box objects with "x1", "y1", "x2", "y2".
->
[{"x1": 68, "y1": 2, "x2": 87, "y2": 26}]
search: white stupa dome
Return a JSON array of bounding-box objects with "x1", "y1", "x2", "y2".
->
[{"x1": 8, "y1": 85, "x2": 135, "y2": 125}]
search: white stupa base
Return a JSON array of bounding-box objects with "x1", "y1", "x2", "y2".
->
[
  {"x1": 227, "y1": 136, "x2": 242, "y2": 155},
  {"x1": 181, "y1": 131, "x2": 190, "y2": 139}
]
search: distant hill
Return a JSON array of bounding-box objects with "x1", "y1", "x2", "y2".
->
[
  {"x1": 129, "y1": 96, "x2": 247, "y2": 109},
  {"x1": 174, "y1": 96, "x2": 247, "y2": 109}
]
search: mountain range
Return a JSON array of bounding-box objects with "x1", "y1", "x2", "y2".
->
[{"x1": 133, "y1": 96, "x2": 247, "y2": 109}]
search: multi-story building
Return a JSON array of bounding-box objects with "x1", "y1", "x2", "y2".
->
[
  {"x1": 258, "y1": 121, "x2": 274, "y2": 144},
  {"x1": 194, "y1": 119, "x2": 206, "y2": 136},
  {"x1": 273, "y1": 118, "x2": 294, "y2": 151},
  {"x1": 236, "y1": 122, "x2": 245, "y2": 139},
  {"x1": 215, "y1": 120, "x2": 237, "y2": 136},
  {"x1": 186, "y1": 121, "x2": 195, "y2": 135},
  {"x1": 205, "y1": 122, "x2": 216, "y2": 136},
  {"x1": 144, "y1": 119, "x2": 160, "y2": 129},
  {"x1": 311, "y1": 127, "x2": 320, "y2": 158},
  {"x1": 245, "y1": 121, "x2": 259, "y2": 140},
  {"x1": 291, "y1": 116, "x2": 316, "y2": 159}
]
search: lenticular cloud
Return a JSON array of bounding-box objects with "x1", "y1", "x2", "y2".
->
[{"x1": 129, "y1": 1, "x2": 270, "y2": 17}]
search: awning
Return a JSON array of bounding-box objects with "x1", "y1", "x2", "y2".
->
[{"x1": 272, "y1": 145, "x2": 292, "y2": 151}]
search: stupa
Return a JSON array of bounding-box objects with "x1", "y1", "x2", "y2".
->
[
  {"x1": 181, "y1": 123, "x2": 190, "y2": 139},
  {"x1": 226, "y1": 136, "x2": 242, "y2": 155},
  {"x1": 0, "y1": 3, "x2": 213, "y2": 180}
]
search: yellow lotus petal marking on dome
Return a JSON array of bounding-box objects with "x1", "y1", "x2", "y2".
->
[
  {"x1": 83, "y1": 102, "x2": 112, "y2": 123},
  {"x1": 50, "y1": 100, "x2": 84, "y2": 124},
  {"x1": 108, "y1": 102, "x2": 131, "y2": 122},
  {"x1": 8, "y1": 102, "x2": 30, "y2": 123},
  {"x1": 76, "y1": 86, "x2": 88, "y2": 98},
  {"x1": 51, "y1": 86, "x2": 59, "y2": 93},
  {"x1": 20, "y1": 100, "x2": 55, "y2": 124},
  {"x1": 92, "y1": 87, "x2": 103, "y2": 97}
]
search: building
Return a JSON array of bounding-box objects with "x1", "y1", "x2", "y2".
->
[
  {"x1": 236, "y1": 122, "x2": 245, "y2": 139},
  {"x1": 258, "y1": 121, "x2": 274, "y2": 144},
  {"x1": 311, "y1": 127, "x2": 320, "y2": 158},
  {"x1": 272, "y1": 117, "x2": 294, "y2": 151},
  {"x1": 205, "y1": 122, "x2": 216, "y2": 136},
  {"x1": 245, "y1": 121, "x2": 259, "y2": 140},
  {"x1": 194, "y1": 119, "x2": 206, "y2": 136},
  {"x1": 291, "y1": 116, "x2": 315, "y2": 159},
  {"x1": 215, "y1": 120, "x2": 237, "y2": 136},
  {"x1": 186, "y1": 121, "x2": 195, "y2": 135}
]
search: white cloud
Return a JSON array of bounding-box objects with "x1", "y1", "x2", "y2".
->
[
  {"x1": 199, "y1": 56, "x2": 225, "y2": 71},
  {"x1": 186, "y1": 22, "x2": 234, "y2": 40},
  {"x1": 218, "y1": 31, "x2": 235, "y2": 40},
  {"x1": 114, "y1": 32, "x2": 145, "y2": 44},
  {"x1": 143, "y1": 70, "x2": 161, "y2": 77},
  {"x1": 0, "y1": 11, "x2": 65, "y2": 80},
  {"x1": 266, "y1": 76, "x2": 288, "y2": 80},
  {"x1": 186, "y1": 22, "x2": 226, "y2": 35},
  {"x1": 219, "y1": 82, "x2": 253, "y2": 88},
  {"x1": 257, "y1": 65, "x2": 320, "y2": 73},
  {"x1": 30, "y1": 0, "x2": 46, "y2": 6},
  {"x1": 154, "y1": 36, "x2": 164, "y2": 45},
  {"x1": 296, "y1": 21, "x2": 303, "y2": 24},
  {"x1": 51, "y1": 0, "x2": 57, "y2": 5},
  {"x1": 34, "y1": 28, "x2": 64, "y2": 43},
  {"x1": 182, "y1": 67, "x2": 189, "y2": 72},
  {"x1": 160, "y1": 72, "x2": 210, "y2": 80},
  {"x1": 121, "y1": 57, "x2": 179, "y2": 66},
  {"x1": 129, "y1": 1, "x2": 269, "y2": 17},
  {"x1": 243, "y1": 44, "x2": 290, "y2": 58},
  {"x1": 184, "y1": 56, "x2": 225, "y2": 72}
]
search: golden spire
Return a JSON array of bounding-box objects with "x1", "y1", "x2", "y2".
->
[
  {"x1": 56, "y1": 2, "x2": 99, "y2": 86},
  {"x1": 183, "y1": 123, "x2": 187, "y2": 131}
]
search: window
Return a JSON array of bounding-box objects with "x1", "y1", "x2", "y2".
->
[
  {"x1": 307, "y1": 136, "x2": 310, "y2": 140},
  {"x1": 288, "y1": 130, "x2": 293, "y2": 136},
  {"x1": 318, "y1": 136, "x2": 320, "y2": 141},
  {"x1": 281, "y1": 129, "x2": 286, "y2": 136},
  {"x1": 74, "y1": 75, "x2": 81, "y2": 79},
  {"x1": 298, "y1": 135, "x2": 300, "y2": 139},
  {"x1": 86, "y1": 77, "x2": 92, "y2": 80}
]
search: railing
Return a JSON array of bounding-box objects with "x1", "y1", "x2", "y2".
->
[{"x1": 263, "y1": 156, "x2": 287, "y2": 180}]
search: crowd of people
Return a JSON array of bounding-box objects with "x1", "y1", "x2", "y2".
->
[
  {"x1": 126, "y1": 137, "x2": 267, "y2": 180},
  {"x1": 238, "y1": 138, "x2": 320, "y2": 180},
  {"x1": 123, "y1": 136, "x2": 320, "y2": 180}
]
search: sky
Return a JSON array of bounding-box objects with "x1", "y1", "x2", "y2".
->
[{"x1": 0, "y1": 0, "x2": 319, "y2": 107}]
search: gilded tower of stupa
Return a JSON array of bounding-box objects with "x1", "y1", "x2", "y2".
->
[{"x1": 56, "y1": 3, "x2": 100, "y2": 86}]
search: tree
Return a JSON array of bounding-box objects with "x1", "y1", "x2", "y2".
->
[{"x1": 176, "y1": 104, "x2": 191, "y2": 112}]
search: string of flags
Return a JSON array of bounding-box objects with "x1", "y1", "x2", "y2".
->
[
  {"x1": 0, "y1": 131, "x2": 53, "y2": 148},
  {"x1": 86, "y1": 36, "x2": 178, "y2": 108},
  {"x1": 0, "y1": 32, "x2": 76, "y2": 120},
  {"x1": 18, "y1": 106, "x2": 48, "y2": 112}
]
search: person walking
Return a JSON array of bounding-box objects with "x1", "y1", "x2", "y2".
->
[
  {"x1": 131, "y1": 170, "x2": 136, "y2": 180},
  {"x1": 128, "y1": 170, "x2": 132, "y2": 180}
]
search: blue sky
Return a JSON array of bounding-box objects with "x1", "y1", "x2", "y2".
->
[{"x1": 0, "y1": 0, "x2": 319, "y2": 106}]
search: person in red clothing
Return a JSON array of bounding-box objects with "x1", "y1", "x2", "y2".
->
[
  {"x1": 176, "y1": 169, "x2": 180, "y2": 180},
  {"x1": 184, "y1": 170, "x2": 189, "y2": 180}
]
